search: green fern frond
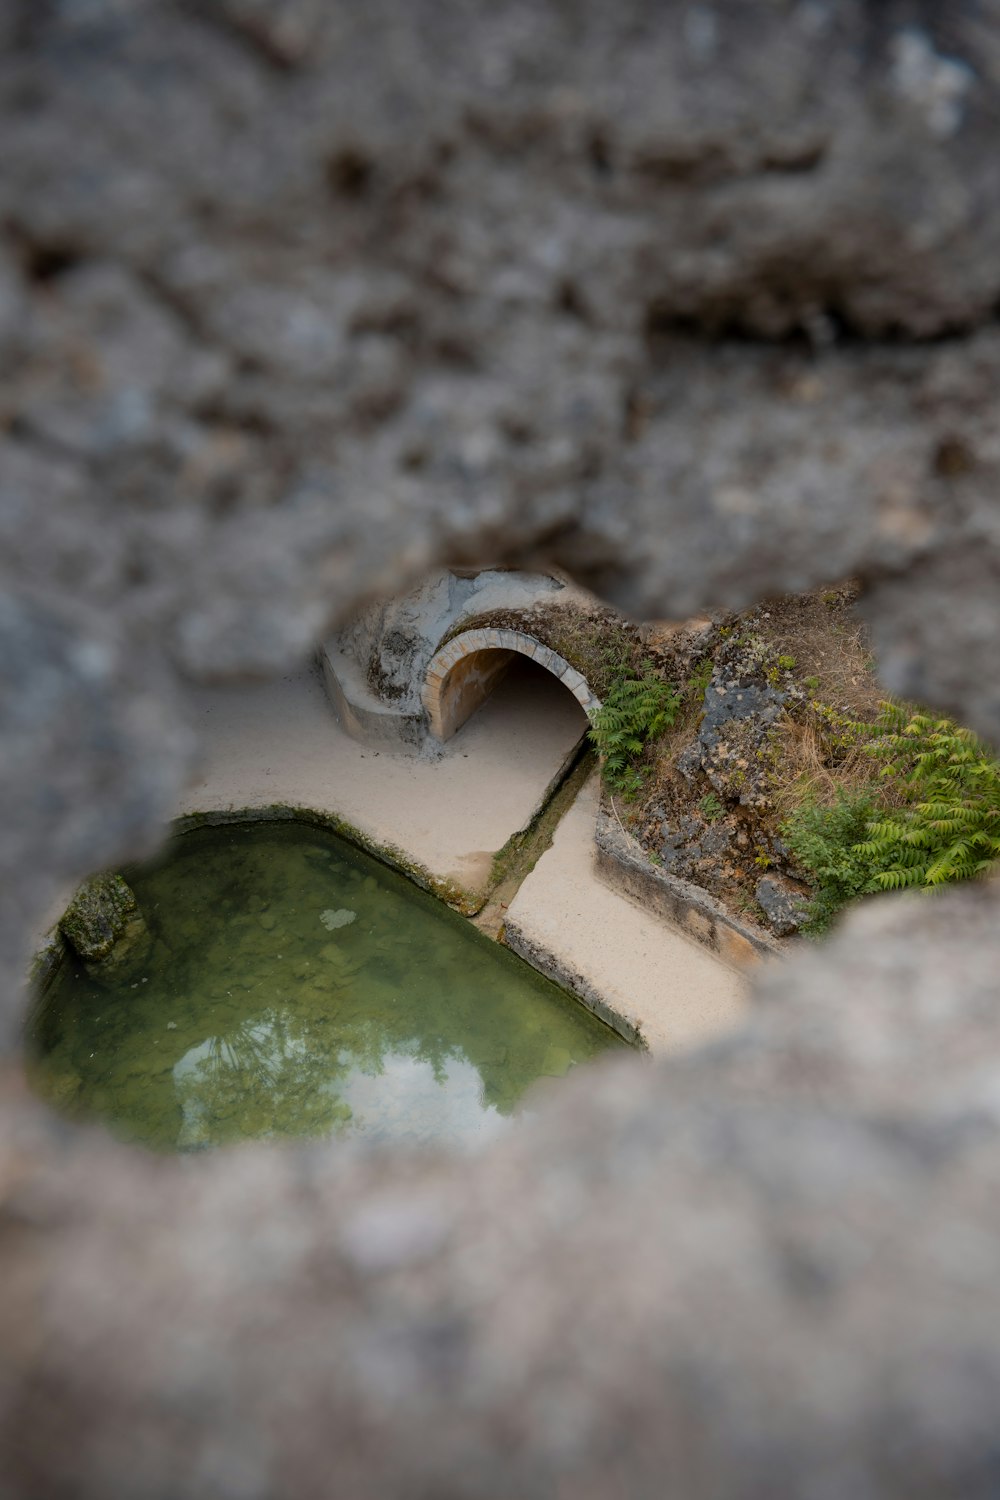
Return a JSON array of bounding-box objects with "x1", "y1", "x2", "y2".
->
[
  {"x1": 589, "y1": 659, "x2": 681, "y2": 800},
  {"x1": 782, "y1": 697, "x2": 1000, "y2": 932}
]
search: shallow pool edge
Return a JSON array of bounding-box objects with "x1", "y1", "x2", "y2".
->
[{"x1": 29, "y1": 804, "x2": 639, "y2": 1055}]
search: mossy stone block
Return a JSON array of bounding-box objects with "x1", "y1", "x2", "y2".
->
[{"x1": 60, "y1": 874, "x2": 140, "y2": 962}]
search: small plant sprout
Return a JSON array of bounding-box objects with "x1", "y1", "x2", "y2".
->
[{"x1": 699, "y1": 792, "x2": 725, "y2": 822}]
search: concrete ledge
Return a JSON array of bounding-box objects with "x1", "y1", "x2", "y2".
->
[
  {"x1": 501, "y1": 919, "x2": 646, "y2": 1049},
  {"x1": 320, "y1": 645, "x2": 428, "y2": 754},
  {"x1": 594, "y1": 807, "x2": 783, "y2": 968},
  {"x1": 503, "y1": 774, "x2": 749, "y2": 1053}
]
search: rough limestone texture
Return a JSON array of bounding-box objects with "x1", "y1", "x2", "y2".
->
[
  {"x1": 680, "y1": 671, "x2": 789, "y2": 807},
  {"x1": 5, "y1": 1, "x2": 1000, "y2": 1495}
]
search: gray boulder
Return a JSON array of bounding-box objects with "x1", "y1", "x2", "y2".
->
[
  {"x1": 755, "y1": 874, "x2": 811, "y2": 937},
  {"x1": 691, "y1": 672, "x2": 788, "y2": 808}
]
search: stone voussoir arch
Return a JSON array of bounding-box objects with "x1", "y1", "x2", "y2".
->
[{"x1": 422, "y1": 627, "x2": 601, "y2": 742}]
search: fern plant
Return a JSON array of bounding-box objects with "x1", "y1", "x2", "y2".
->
[
  {"x1": 781, "y1": 789, "x2": 892, "y2": 934},
  {"x1": 855, "y1": 706, "x2": 1000, "y2": 889},
  {"x1": 590, "y1": 659, "x2": 680, "y2": 798},
  {"x1": 783, "y1": 704, "x2": 1000, "y2": 933}
]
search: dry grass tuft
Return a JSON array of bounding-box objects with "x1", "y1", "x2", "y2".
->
[
  {"x1": 751, "y1": 586, "x2": 883, "y2": 719},
  {"x1": 771, "y1": 719, "x2": 904, "y2": 815}
]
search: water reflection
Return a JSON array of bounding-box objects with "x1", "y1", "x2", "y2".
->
[
  {"x1": 31, "y1": 821, "x2": 625, "y2": 1150},
  {"x1": 169, "y1": 1010, "x2": 509, "y2": 1150},
  {"x1": 336, "y1": 1051, "x2": 509, "y2": 1146}
]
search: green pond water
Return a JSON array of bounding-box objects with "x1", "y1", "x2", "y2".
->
[{"x1": 30, "y1": 820, "x2": 625, "y2": 1151}]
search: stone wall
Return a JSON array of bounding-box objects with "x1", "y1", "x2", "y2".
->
[
  {"x1": 594, "y1": 806, "x2": 781, "y2": 968},
  {"x1": 4, "y1": 2, "x2": 1000, "y2": 1496}
]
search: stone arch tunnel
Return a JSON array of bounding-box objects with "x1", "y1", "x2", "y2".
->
[
  {"x1": 320, "y1": 568, "x2": 603, "y2": 754},
  {"x1": 421, "y1": 627, "x2": 600, "y2": 743}
]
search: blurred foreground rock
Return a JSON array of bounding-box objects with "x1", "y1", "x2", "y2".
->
[
  {"x1": 7, "y1": 887, "x2": 1000, "y2": 1499},
  {"x1": 4, "y1": 1, "x2": 1000, "y2": 1495}
]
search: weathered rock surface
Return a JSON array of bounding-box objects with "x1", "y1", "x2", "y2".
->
[
  {"x1": 59, "y1": 874, "x2": 140, "y2": 963},
  {"x1": 3, "y1": 0, "x2": 1000, "y2": 969},
  {"x1": 8, "y1": 886, "x2": 1000, "y2": 1500},
  {"x1": 754, "y1": 873, "x2": 811, "y2": 937},
  {"x1": 58, "y1": 872, "x2": 151, "y2": 981},
  {"x1": 658, "y1": 810, "x2": 735, "y2": 878},
  {"x1": 4, "y1": 1, "x2": 1000, "y2": 1496},
  {"x1": 685, "y1": 671, "x2": 788, "y2": 807}
]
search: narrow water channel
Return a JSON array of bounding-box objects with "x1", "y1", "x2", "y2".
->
[{"x1": 30, "y1": 820, "x2": 625, "y2": 1151}]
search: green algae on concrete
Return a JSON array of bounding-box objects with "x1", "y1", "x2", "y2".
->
[
  {"x1": 174, "y1": 803, "x2": 484, "y2": 914},
  {"x1": 29, "y1": 820, "x2": 625, "y2": 1151}
]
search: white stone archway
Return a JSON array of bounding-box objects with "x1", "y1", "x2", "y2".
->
[{"x1": 422, "y1": 627, "x2": 601, "y2": 743}]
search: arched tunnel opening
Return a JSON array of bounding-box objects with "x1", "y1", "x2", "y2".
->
[
  {"x1": 422, "y1": 629, "x2": 600, "y2": 746},
  {"x1": 433, "y1": 648, "x2": 591, "y2": 747}
]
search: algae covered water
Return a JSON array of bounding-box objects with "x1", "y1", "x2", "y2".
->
[{"x1": 30, "y1": 820, "x2": 624, "y2": 1151}]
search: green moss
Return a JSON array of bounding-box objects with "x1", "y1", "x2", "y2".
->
[
  {"x1": 60, "y1": 873, "x2": 139, "y2": 961},
  {"x1": 172, "y1": 804, "x2": 483, "y2": 915}
]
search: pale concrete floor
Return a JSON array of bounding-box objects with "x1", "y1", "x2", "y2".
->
[
  {"x1": 178, "y1": 656, "x2": 588, "y2": 894},
  {"x1": 504, "y1": 773, "x2": 750, "y2": 1053}
]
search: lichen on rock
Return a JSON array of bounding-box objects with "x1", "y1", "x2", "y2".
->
[{"x1": 754, "y1": 873, "x2": 810, "y2": 937}]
